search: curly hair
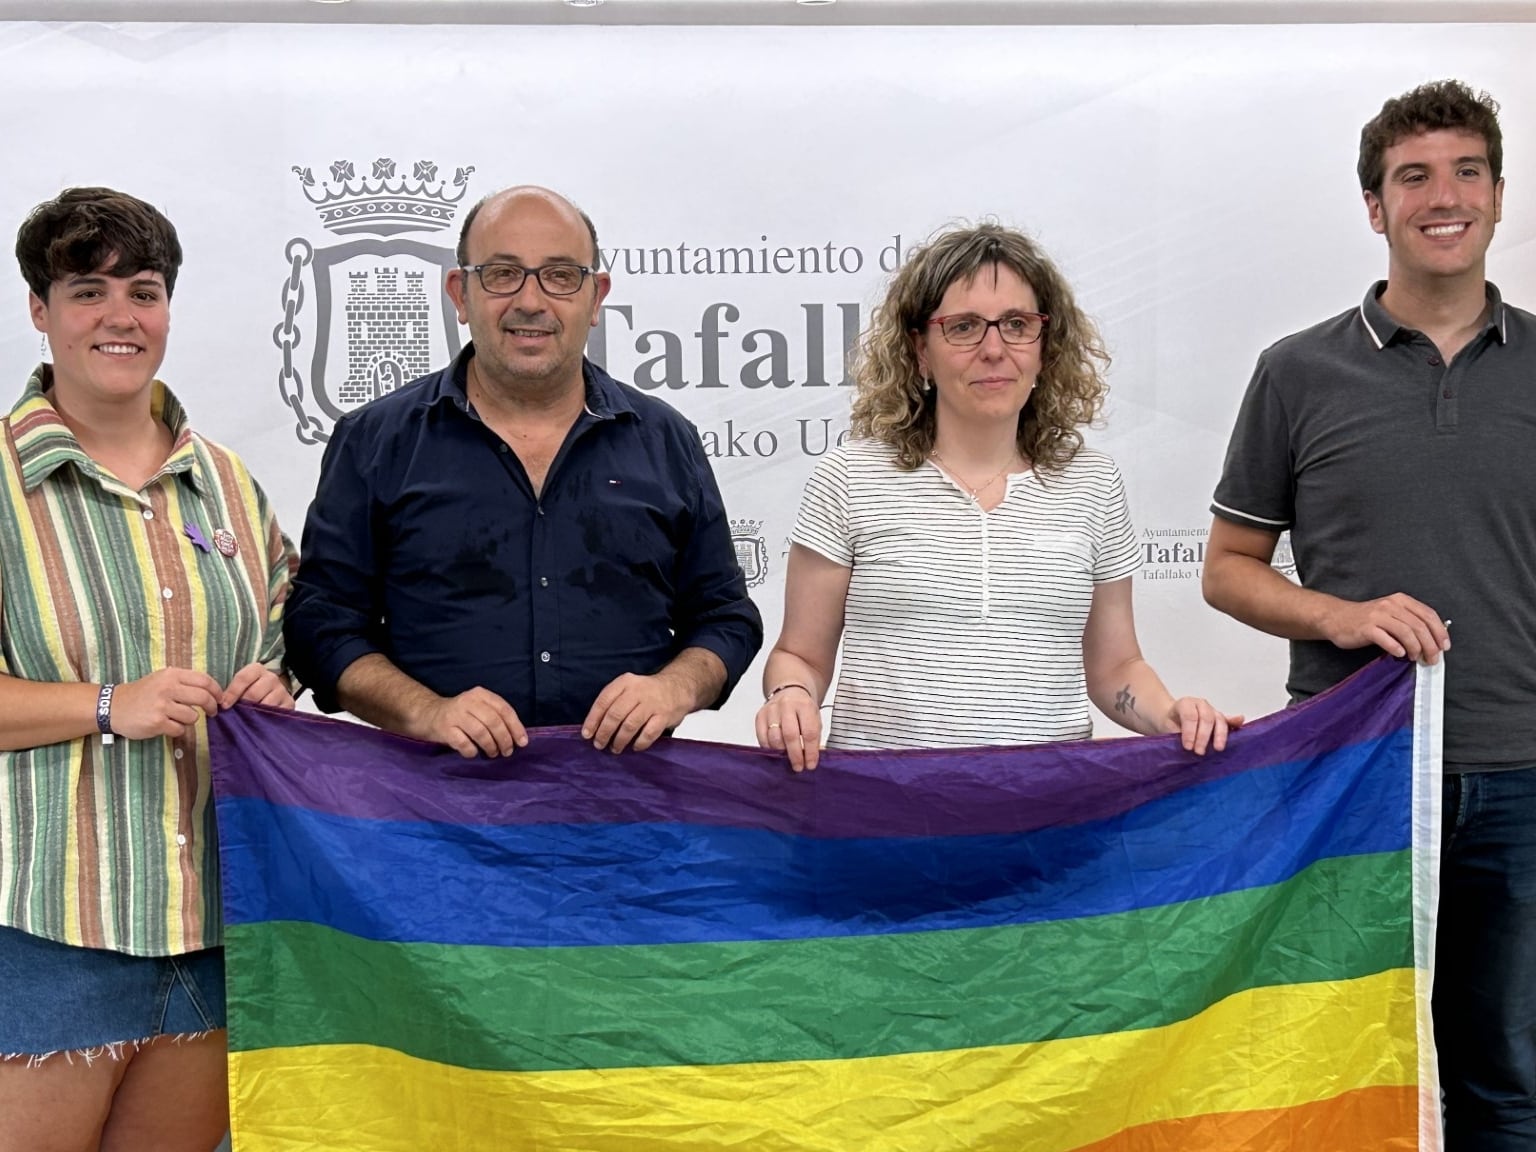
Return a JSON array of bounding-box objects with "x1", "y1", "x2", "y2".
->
[
  {"x1": 1358, "y1": 80, "x2": 1502, "y2": 196},
  {"x1": 849, "y1": 222, "x2": 1109, "y2": 473},
  {"x1": 16, "y1": 187, "x2": 182, "y2": 301}
]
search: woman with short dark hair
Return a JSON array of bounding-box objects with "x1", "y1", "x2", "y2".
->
[{"x1": 0, "y1": 187, "x2": 297, "y2": 1152}]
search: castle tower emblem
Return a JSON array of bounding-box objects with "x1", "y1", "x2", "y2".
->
[
  {"x1": 731, "y1": 518, "x2": 769, "y2": 589},
  {"x1": 275, "y1": 158, "x2": 476, "y2": 444}
]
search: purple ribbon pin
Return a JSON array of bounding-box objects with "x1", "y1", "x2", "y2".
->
[{"x1": 184, "y1": 522, "x2": 211, "y2": 554}]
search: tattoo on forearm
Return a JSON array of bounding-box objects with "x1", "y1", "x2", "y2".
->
[{"x1": 1114, "y1": 685, "x2": 1156, "y2": 730}]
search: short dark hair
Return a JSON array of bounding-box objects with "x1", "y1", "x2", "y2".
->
[
  {"x1": 455, "y1": 191, "x2": 600, "y2": 269},
  {"x1": 15, "y1": 187, "x2": 183, "y2": 300},
  {"x1": 1358, "y1": 80, "x2": 1502, "y2": 196}
]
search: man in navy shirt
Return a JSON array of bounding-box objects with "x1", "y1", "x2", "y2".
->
[{"x1": 285, "y1": 186, "x2": 762, "y2": 756}]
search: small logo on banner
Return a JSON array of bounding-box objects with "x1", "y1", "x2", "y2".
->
[
  {"x1": 1271, "y1": 531, "x2": 1299, "y2": 580},
  {"x1": 731, "y1": 518, "x2": 769, "y2": 589},
  {"x1": 275, "y1": 158, "x2": 476, "y2": 444},
  {"x1": 1139, "y1": 526, "x2": 1207, "y2": 584}
]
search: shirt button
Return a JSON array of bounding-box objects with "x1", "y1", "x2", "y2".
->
[
  {"x1": 161, "y1": 587, "x2": 174, "y2": 600},
  {"x1": 1443, "y1": 389, "x2": 1455, "y2": 399},
  {"x1": 175, "y1": 833, "x2": 188, "y2": 847},
  {"x1": 174, "y1": 748, "x2": 184, "y2": 760},
  {"x1": 540, "y1": 577, "x2": 549, "y2": 587},
  {"x1": 540, "y1": 651, "x2": 551, "y2": 663},
  {"x1": 498, "y1": 443, "x2": 509, "y2": 453},
  {"x1": 1428, "y1": 355, "x2": 1443, "y2": 366},
  {"x1": 142, "y1": 508, "x2": 155, "y2": 521}
]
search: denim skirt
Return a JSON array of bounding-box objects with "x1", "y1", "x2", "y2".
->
[{"x1": 0, "y1": 924, "x2": 225, "y2": 1057}]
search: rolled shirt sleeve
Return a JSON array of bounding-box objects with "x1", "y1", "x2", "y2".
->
[{"x1": 669, "y1": 436, "x2": 764, "y2": 708}]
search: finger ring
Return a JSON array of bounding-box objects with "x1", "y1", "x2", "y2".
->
[{"x1": 768, "y1": 722, "x2": 781, "y2": 729}]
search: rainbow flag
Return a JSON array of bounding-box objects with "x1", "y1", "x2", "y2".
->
[{"x1": 210, "y1": 657, "x2": 1442, "y2": 1151}]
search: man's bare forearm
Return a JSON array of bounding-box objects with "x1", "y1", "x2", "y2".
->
[
  {"x1": 1202, "y1": 550, "x2": 1343, "y2": 641},
  {"x1": 656, "y1": 646, "x2": 728, "y2": 713},
  {"x1": 336, "y1": 653, "x2": 443, "y2": 738}
]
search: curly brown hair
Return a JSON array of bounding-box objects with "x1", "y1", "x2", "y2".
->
[
  {"x1": 1358, "y1": 80, "x2": 1502, "y2": 196},
  {"x1": 849, "y1": 222, "x2": 1109, "y2": 473}
]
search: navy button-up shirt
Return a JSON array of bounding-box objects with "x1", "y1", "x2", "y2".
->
[{"x1": 284, "y1": 349, "x2": 763, "y2": 725}]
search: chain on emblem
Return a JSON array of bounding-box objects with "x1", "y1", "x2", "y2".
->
[{"x1": 273, "y1": 237, "x2": 328, "y2": 445}]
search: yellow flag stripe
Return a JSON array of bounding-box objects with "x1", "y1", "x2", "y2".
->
[{"x1": 229, "y1": 968, "x2": 1420, "y2": 1152}]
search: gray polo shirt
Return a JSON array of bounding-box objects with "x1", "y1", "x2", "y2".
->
[{"x1": 1213, "y1": 281, "x2": 1536, "y2": 768}]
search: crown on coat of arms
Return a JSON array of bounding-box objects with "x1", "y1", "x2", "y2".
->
[{"x1": 291, "y1": 158, "x2": 476, "y2": 237}]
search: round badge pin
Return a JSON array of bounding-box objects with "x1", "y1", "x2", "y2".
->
[{"x1": 213, "y1": 528, "x2": 239, "y2": 558}]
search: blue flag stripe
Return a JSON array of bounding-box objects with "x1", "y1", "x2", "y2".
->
[{"x1": 218, "y1": 730, "x2": 1411, "y2": 947}]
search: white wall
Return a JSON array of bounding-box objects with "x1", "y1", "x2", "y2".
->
[{"x1": 2, "y1": 20, "x2": 1529, "y2": 741}]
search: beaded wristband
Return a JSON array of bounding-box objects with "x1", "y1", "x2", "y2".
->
[
  {"x1": 764, "y1": 682, "x2": 814, "y2": 703},
  {"x1": 96, "y1": 683, "x2": 117, "y2": 745}
]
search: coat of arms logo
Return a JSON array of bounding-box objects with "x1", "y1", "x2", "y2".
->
[
  {"x1": 275, "y1": 158, "x2": 475, "y2": 443},
  {"x1": 731, "y1": 518, "x2": 769, "y2": 589},
  {"x1": 1271, "y1": 531, "x2": 1299, "y2": 580}
]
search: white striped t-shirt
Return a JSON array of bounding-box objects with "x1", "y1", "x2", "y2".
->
[{"x1": 793, "y1": 439, "x2": 1141, "y2": 750}]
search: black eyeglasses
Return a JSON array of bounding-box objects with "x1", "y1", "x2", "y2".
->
[
  {"x1": 925, "y1": 312, "x2": 1050, "y2": 347},
  {"x1": 461, "y1": 262, "x2": 596, "y2": 297}
]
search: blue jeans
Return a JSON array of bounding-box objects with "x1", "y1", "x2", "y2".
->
[
  {"x1": 0, "y1": 925, "x2": 225, "y2": 1056},
  {"x1": 1437, "y1": 765, "x2": 1536, "y2": 1151}
]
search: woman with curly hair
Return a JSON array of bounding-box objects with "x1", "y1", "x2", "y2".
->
[{"x1": 756, "y1": 223, "x2": 1237, "y2": 769}]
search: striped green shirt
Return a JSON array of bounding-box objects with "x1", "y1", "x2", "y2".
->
[{"x1": 0, "y1": 366, "x2": 295, "y2": 956}]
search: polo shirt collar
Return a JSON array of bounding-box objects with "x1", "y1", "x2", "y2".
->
[
  {"x1": 8, "y1": 364, "x2": 204, "y2": 495},
  {"x1": 1359, "y1": 280, "x2": 1509, "y2": 349},
  {"x1": 441, "y1": 344, "x2": 639, "y2": 422}
]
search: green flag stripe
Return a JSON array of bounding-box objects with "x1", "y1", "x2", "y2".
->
[{"x1": 227, "y1": 850, "x2": 1411, "y2": 1071}]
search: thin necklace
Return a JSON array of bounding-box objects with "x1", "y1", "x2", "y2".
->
[{"x1": 930, "y1": 450, "x2": 1017, "y2": 498}]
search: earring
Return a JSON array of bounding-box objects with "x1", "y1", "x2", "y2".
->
[{"x1": 922, "y1": 376, "x2": 933, "y2": 393}]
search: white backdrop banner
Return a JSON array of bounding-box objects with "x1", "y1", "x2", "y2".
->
[{"x1": 1, "y1": 21, "x2": 1530, "y2": 741}]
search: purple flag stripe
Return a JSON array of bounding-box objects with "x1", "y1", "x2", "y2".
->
[{"x1": 209, "y1": 658, "x2": 1412, "y2": 840}]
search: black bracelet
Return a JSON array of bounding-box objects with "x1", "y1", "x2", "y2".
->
[{"x1": 96, "y1": 683, "x2": 117, "y2": 744}]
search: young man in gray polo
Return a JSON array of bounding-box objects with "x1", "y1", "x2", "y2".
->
[{"x1": 1204, "y1": 80, "x2": 1534, "y2": 1151}]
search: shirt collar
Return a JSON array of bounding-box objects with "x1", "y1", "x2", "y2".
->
[
  {"x1": 438, "y1": 344, "x2": 639, "y2": 423},
  {"x1": 423, "y1": 345, "x2": 474, "y2": 412},
  {"x1": 8, "y1": 364, "x2": 204, "y2": 495},
  {"x1": 1358, "y1": 280, "x2": 1508, "y2": 349},
  {"x1": 581, "y1": 358, "x2": 638, "y2": 422}
]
